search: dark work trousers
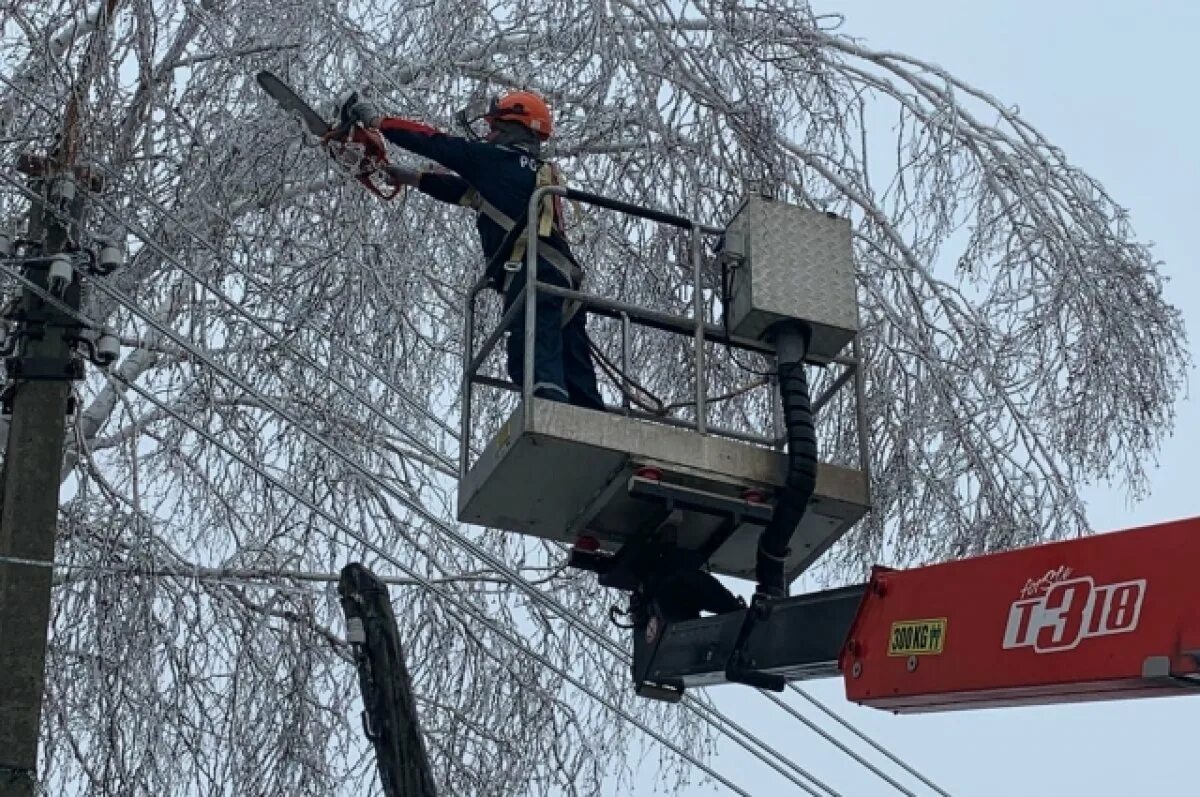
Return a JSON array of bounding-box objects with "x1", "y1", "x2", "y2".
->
[{"x1": 503, "y1": 261, "x2": 605, "y2": 411}]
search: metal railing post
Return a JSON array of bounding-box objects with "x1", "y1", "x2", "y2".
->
[
  {"x1": 522, "y1": 244, "x2": 538, "y2": 426},
  {"x1": 769, "y1": 373, "x2": 783, "y2": 450},
  {"x1": 620, "y1": 311, "x2": 632, "y2": 415},
  {"x1": 522, "y1": 187, "x2": 561, "y2": 426},
  {"x1": 459, "y1": 288, "x2": 476, "y2": 478},
  {"x1": 690, "y1": 223, "x2": 707, "y2": 434},
  {"x1": 852, "y1": 336, "x2": 871, "y2": 502}
]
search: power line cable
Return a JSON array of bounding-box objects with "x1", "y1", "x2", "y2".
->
[
  {"x1": 761, "y1": 690, "x2": 916, "y2": 796},
  {"x1": 72, "y1": 182, "x2": 872, "y2": 791},
  {"x1": 57, "y1": 164, "x2": 893, "y2": 793},
  {"x1": 0, "y1": 161, "x2": 902, "y2": 796},
  {"x1": 790, "y1": 686, "x2": 952, "y2": 797},
  {"x1": 0, "y1": 257, "x2": 755, "y2": 797},
  {"x1": 88, "y1": 277, "x2": 830, "y2": 792},
  {"x1": 69, "y1": 174, "x2": 926, "y2": 795},
  {"x1": 0, "y1": 250, "x2": 829, "y2": 795},
  {"x1": 0, "y1": 74, "x2": 935, "y2": 791}
]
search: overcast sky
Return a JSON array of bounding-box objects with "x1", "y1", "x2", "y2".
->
[{"x1": 638, "y1": 2, "x2": 1200, "y2": 794}]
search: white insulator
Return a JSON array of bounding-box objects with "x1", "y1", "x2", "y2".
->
[
  {"x1": 95, "y1": 331, "x2": 120, "y2": 365},
  {"x1": 48, "y1": 254, "x2": 73, "y2": 295},
  {"x1": 51, "y1": 175, "x2": 75, "y2": 203},
  {"x1": 346, "y1": 617, "x2": 366, "y2": 645},
  {"x1": 98, "y1": 242, "x2": 122, "y2": 270}
]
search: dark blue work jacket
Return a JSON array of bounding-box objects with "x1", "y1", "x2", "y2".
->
[{"x1": 378, "y1": 118, "x2": 581, "y2": 289}]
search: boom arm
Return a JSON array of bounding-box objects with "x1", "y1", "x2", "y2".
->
[
  {"x1": 634, "y1": 516, "x2": 1200, "y2": 713},
  {"x1": 841, "y1": 515, "x2": 1200, "y2": 712}
]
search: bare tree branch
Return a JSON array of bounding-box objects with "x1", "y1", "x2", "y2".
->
[{"x1": 0, "y1": 0, "x2": 1186, "y2": 794}]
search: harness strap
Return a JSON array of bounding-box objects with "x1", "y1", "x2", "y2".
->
[
  {"x1": 461, "y1": 190, "x2": 583, "y2": 284},
  {"x1": 461, "y1": 166, "x2": 584, "y2": 324}
]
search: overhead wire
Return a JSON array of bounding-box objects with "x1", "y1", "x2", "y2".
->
[
  {"x1": 0, "y1": 258, "x2": 757, "y2": 797},
  {"x1": 0, "y1": 163, "x2": 937, "y2": 797},
  {"x1": 760, "y1": 690, "x2": 916, "y2": 796},
  {"x1": 0, "y1": 73, "x2": 944, "y2": 794},
  {"x1": 790, "y1": 686, "x2": 953, "y2": 797},
  {"x1": 105, "y1": 191, "x2": 947, "y2": 796},
  {"x1": 69, "y1": 174, "x2": 936, "y2": 793},
  {"x1": 0, "y1": 231, "x2": 831, "y2": 795}
]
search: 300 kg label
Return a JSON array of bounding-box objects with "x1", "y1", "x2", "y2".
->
[{"x1": 888, "y1": 618, "x2": 946, "y2": 656}]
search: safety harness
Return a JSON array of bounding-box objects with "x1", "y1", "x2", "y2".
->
[{"x1": 457, "y1": 156, "x2": 583, "y2": 292}]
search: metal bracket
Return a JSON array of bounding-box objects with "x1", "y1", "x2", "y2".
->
[
  {"x1": 630, "y1": 583, "x2": 865, "y2": 698},
  {"x1": 360, "y1": 709, "x2": 383, "y2": 741},
  {"x1": 569, "y1": 472, "x2": 770, "y2": 593},
  {"x1": 634, "y1": 680, "x2": 685, "y2": 703},
  {"x1": 724, "y1": 594, "x2": 786, "y2": 691},
  {"x1": 630, "y1": 597, "x2": 687, "y2": 702},
  {"x1": 5, "y1": 355, "x2": 84, "y2": 381},
  {"x1": 627, "y1": 473, "x2": 772, "y2": 526},
  {"x1": 1143, "y1": 648, "x2": 1200, "y2": 688}
]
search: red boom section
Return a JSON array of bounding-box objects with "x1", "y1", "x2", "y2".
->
[{"x1": 841, "y1": 516, "x2": 1200, "y2": 713}]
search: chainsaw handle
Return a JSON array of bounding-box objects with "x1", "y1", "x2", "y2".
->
[
  {"x1": 358, "y1": 165, "x2": 411, "y2": 201},
  {"x1": 322, "y1": 122, "x2": 415, "y2": 200}
]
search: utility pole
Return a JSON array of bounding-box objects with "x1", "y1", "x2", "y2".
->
[
  {"x1": 338, "y1": 563, "x2": 438, "y2": 797},
  {"x1": 0, "y1": 155, "x2": 92, "y2": 796},
  {"x1": 0, "y1": 7, "x2": 121, "y2": 793}
]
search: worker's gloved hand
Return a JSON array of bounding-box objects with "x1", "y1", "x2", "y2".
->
[{"x1": 335, "y1": 90, "x2": 382, "y2": 130}]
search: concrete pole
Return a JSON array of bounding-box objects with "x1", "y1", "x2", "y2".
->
[{"x1": 0, "y1": 160, "x2": 88, "y2": 797}]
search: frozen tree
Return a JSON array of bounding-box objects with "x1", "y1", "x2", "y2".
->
[{"x1": 0, "y1": 0, "x2": 1187, "y2": 794}]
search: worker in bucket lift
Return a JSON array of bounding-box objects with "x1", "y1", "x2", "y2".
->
[
  {"x1": 333, "y1": 90, "x2": 765, "y2": 613},
  {"x1": 332, "y1": 89, "x2": 605, "y2": 411}
]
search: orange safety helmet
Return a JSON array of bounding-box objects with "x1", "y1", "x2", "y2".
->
[{"x1": 486, "y1": 91, "x2": 553, "y2": 139}]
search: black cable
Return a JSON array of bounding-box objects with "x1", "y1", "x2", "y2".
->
[{"x1": 720, "y1": 253, "x2": 773, "y2": 378}]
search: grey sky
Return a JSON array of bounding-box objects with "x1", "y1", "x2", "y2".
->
[{"x1": 648, "y1": 2, "x2": 1200, "y2": 794}]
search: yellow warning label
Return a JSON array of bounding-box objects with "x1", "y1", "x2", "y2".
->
[{"x1": 888, "y1": 618, "x2": 947, "y2": 656}]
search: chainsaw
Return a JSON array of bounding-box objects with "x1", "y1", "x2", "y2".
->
[{"x1": 256, "y1": 70, "x2": 406, "y2": 200}]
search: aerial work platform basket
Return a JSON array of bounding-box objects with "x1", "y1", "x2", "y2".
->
[
  {"x1": 457, "y1": 188, "x2": 869, "y2": 590},
  {"x1": 453, "y1": 185, "x2": 1200, "y2": 716},
  {"x1": 459, "y1": 400, "x2": 868, "y2": 581}
]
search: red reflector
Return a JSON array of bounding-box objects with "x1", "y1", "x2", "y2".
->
[
  {"x1": 574, "y1": 535, "x2": 600, "y2": 552},
  {"x1": 635, "y1": 467, "x2": 662, "y2": 481}
]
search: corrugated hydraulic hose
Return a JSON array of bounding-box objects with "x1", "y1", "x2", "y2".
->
[{"x1": 757, "y1": 322, "x2": 818, "y2": 594}]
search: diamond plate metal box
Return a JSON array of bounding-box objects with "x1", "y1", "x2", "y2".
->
[{"x1": 724, "y1": 196, "x2": 858, "y2": 361}]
